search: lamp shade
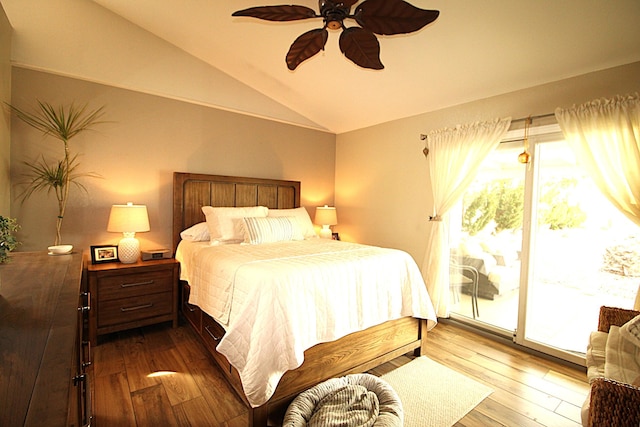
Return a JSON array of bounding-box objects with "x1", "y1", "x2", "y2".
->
[
  {"x1": 107, "y1": 203, "x2": 150, "y2": 233},
  {"x1": 314, "y1": 205, "x2": 337, "y2": 226}
]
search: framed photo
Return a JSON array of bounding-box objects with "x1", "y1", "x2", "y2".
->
[
  {"x1": 90, "y1": 245, "x2": 119, "y2": 264},
  {"x1": 332, "y1": 232, "x2": 340, "y2": 241}
]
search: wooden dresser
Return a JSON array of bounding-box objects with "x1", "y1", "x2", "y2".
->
[{"x1": 0, "y1": 251, "x2": 91, "y2": 427}]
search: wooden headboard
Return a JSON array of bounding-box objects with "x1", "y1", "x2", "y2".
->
[{"x1": 172, "y1": 172, "x2": 301, "y2": 251}]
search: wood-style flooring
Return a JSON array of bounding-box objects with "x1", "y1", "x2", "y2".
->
[{"x1": 91, "y1": 319, "x2": 589, "y2": 426}]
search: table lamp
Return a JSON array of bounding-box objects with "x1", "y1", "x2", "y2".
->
[
  {"x1": 315, "y1": 205, "x2": 337, "y2": 239},
  {"x1": 107, "y1": 202, "x2": 150, "y2": 263}
]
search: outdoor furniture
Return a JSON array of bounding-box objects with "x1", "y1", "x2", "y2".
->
[
  {"x1": 582, "y1": 306, "x2": 640, "y2": 426},
  {"x1": 450, "y1": 258, "x2": 479, "y2": 319}
]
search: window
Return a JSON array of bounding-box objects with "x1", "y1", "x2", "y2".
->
[{"x1": 449, "y1": 124, "x2": 640, "y2": 363}]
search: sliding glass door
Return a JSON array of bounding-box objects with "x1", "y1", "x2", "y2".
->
[{"x1": 449, "y1": 125, "x2": 640, "y2": 363}]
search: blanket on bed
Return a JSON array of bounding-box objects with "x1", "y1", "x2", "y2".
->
[{"x1": 176, "y1": 239, "x2": 437, "y2": 407}]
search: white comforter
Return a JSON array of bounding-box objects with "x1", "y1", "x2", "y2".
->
[{"x1": 176, "y1": 239, "x2": 437, "y2": 407}]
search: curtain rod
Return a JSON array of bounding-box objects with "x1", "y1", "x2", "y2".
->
[
  {"x1": 511, "y1": 112, "x2": 555, "y2": 124},
  {"x1": 419, "y1": 112, "x2": 556, "y2": 140}
]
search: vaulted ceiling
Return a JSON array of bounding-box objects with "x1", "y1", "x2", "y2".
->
[{"x1": 4, "y1": 0, "x2": 640, "y2": 134}]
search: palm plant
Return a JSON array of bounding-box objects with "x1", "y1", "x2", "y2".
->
[{"x1": 8, "y1": 101, "x2": 106, "y2": 246}]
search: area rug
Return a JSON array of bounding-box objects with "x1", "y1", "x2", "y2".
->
[{"x1": 380, "y1": 356, "x2": 493, "y2": 427}]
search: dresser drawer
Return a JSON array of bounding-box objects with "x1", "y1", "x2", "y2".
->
[
  {"x1": 181, "y1": 282, "x2": 202, "y2": 333},
  {"x1": 98, "y1": 269, "x2": 173, "y2": 301},
  {"x1": 98, "y1": 292, "x2": 173, "y2": 327},
  {"x1": 202, "y1": 313, "x2": 231, "y2": 373}
]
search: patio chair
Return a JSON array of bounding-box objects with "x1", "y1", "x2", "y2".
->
[{"x1": 450, "y1": 257, "x2": 479, "y2": 319}]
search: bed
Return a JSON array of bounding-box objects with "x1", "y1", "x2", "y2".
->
[{"x1": 172, "y1": 172, "x2": 436, "y2": 426}]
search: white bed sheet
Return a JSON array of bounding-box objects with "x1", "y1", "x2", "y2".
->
[{"x1": 176, "y1": 239, "x2": 437, "y2": 407}]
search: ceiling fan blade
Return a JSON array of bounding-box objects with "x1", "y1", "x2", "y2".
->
[
  {"x1": 319, "y1": 0, "x2": 359, "y2": 10},
  {"x1": 339, "y1": 27, "x2": 384, "y2": 70},
  {"x1": 354, "y1": 0, "x2": 439, "y2": 35},
  {"x1": 232, "y1": 5, "x2": 317, "y2": 21},
  {"x1": 286, "y1": 28, "x2": 329, "y2": 70}
]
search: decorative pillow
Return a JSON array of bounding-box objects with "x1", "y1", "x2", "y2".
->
[
  {"x1": 267, "y1": 207, "x2": 317, "y2": 239},
  {"x1": 604, "y1": 325, "x2": 640, "y2": 384},
  {"x1": 202, "y1": 206, "x2": 268, "y2": 245},
  {"x1": 242, "y1": 216, "x2": 303, "y2": 245},
  {"x1": 180, "y1": 222, "x2": 210, "y2": 241},
  {"x1": 620, "y1": 314, "x2": 640, "y2": 348}
]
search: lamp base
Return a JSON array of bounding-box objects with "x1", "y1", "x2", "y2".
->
[
  {"x1": 118, "y1": 235, "x2": 140, "y2": 263},
  {"x1": 319, "y1": 226, "x2": 332, "y2": 239}
]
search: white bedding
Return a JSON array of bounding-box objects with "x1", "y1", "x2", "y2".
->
[{"x1": 176, "y1": 239, "x2": 437, "y2": 407}]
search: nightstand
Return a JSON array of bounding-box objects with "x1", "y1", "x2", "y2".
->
[{"x1": 84, "y1": 253, "x2": 179, "y2": 344}]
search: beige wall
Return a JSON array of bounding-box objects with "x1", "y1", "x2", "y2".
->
[
  {"x1": 0, "y1": 4, "x2": 10, "y2": 216},
  {"x1": 335, "y1": 61, "x2": 640, "y2": 263},
  {"x1": 10, "y1": 67, "x2": 336, "y2": 252}
]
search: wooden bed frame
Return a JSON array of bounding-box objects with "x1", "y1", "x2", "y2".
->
[{"x1": 172, "y1": 172, "x2": 429, "y2": 426}]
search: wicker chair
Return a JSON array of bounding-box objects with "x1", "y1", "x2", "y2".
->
[{"x1": 586, "y1": 306, "x2": 640, "y2": 427}]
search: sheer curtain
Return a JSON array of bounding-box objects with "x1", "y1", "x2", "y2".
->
[
  {"x1": 555, "y1": 93, "x2": 640, "y2": 227},
  {"x1": 555, "y1": 93, "x2": 640, "y2": 309},
  {"x1": 421, "y1": 118, "x2": 511, "y2": 317}
]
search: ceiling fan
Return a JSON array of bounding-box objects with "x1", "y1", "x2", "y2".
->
[{"x1": 232, "y1": 0, "x2": 440, "y2": 70}]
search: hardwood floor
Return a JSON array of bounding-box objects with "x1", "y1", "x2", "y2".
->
[{"x1": 91, "y1": 319, "x2": 589, "y2": 426}]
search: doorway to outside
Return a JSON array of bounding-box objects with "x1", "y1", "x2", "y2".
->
[{"x1": 449, "y1": 125, "x2": 640, "y2": 365}]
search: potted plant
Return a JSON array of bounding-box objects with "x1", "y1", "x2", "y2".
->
[
  {"x1": 7, "y1": 101, "x2": 105, "y2": 248},
  {"x1": 0, "y1": 215, "x2": 19, "y2": 263}
]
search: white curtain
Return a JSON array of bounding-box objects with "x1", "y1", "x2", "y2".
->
[
  {"x1": 555, "y1": 93, "x2": 640, "y2": 227},
  {"x1": 421, "y1": 118, "x2": 511, "y2": 318}
]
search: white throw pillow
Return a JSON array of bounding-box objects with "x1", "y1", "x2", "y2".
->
[
  {"x1": 604, "y1": 325, "x2": 640, "y2": 384},
  {"x1": 180, "y1": 222, "x2": 210, "y2": 241},
  {"x1": 267, "y1": 207, "x2": 317, "y2": 239},
  {"x1": 620, "y1": 314, "x2": 640, "y2": 348},
  {"x1": 242, "y1": 216, "x2": 304, "y2": 244},
  {"x1": 202, "y1": 206, "x2": 268, "y2": 245}
]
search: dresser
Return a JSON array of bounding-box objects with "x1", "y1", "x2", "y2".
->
[
  {"x1": 0, "y1": 251, "x2": 90, "y2": 427},
  {"x1": 84, "y1": 255, "x2": 179, "y2": 344}
]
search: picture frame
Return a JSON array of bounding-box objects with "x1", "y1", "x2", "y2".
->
[
  {"x1": 332, "y1": 232, "x2": 340, "y2": 241},
  {"x1": 90, "y1": 244, "x2": 119, "y2": 264}
]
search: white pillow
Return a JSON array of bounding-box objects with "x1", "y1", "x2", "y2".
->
[
  {"x1": 202, "y1": 206, "x2": 268, "y2": 245},
  {"x1": 605, "y1": 325, "x2": 640, "y2": 384},
  {"x1": 242, "y1": 216, "x2": 304, "y2": 244},
  {"x1": 620, "y1": 314, "x2": 640, "y2": 348},
  {"x1": 180, "y1": 222, "x2": 210, "y2": 241},
  {"x1": 267, "y1": 207, "x2": 317, "y2": 239}
]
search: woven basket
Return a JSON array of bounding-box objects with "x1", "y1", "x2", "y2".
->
[{"x1": 588, "y1": 306, "x2": 640, "y2": 427}]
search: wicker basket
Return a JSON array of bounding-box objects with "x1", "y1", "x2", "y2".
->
[{"x1": 588, "y1": 306, "x2": 640, "y2": 427}]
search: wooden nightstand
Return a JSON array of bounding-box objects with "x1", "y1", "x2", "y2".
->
[{"x1": 84, "y1": 253, "x2": 179, "y2": 344}]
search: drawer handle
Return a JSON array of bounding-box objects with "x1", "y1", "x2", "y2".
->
[
  {"x1": 186, "y1": 303, "x2": 198, "y2": 313},
  {"x1": 82, "y1": 340, "x2": 92, "y2": 368},
  {"x1": 78, "y1": 291, "x2": 91, "y2": 313},
  {"x1": 121, "y1": 280, "x2": 155, "y2": 288},
  {"x1": 204, "y1": 325, "x2": 222, "y2": 342},
  {"x1": 121, "y1": 303, "x2": 154, "y2": 312}
]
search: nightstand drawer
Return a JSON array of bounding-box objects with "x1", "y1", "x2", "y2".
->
[
  {"x1": 98, "y1": 292, "x2": 173, "y2": 327},
  {"x1": 98, "y1": 270, "x2": 173, "y2": 301}
]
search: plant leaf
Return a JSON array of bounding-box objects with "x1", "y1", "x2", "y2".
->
[
  {"x1": 6, "y1": 101, "x2": 106, "y2": 142},
  {"x1": 339, "y1": 27, "x2": 384, "y2": 69},
  {"x1": 286, "y1": 28, "x2": 328, "y2": 70},
  {"x1": 232, "y1": 5, "x2": 317, "y2": 21},
  {"x1": 355, "y1": 0, "x2": 439, "y2": 35}
]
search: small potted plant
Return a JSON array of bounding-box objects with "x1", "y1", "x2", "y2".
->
[
  {"x1": 7, "y1": 101, "x2": 105, "y2": 250},
  {"x1": 0, "y1": 215, "x2": 20, "y2": 263}
]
